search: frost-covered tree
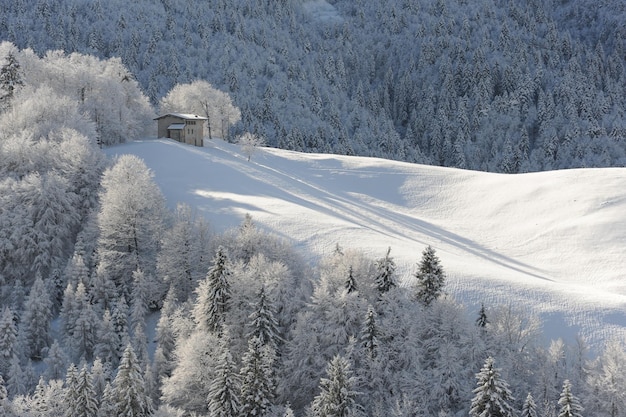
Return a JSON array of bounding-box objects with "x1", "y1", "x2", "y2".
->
[
  {"x1": 360, "y1": 305, "x2": 379, "y2": 360},
  {"x1": 0, "y1": 375, "x2": 11, "y2": 416},
  {"x1": 247, "y1": 285, "x2": 281, "y2": 352},
  {"x1": 373, "y1": 247, "x2": 396, "y2": 295},
  {"x1": 208, "y1": 345, "x2": 241, "y2": 417},
  {"x1": 111, "y1": 344, "x2": 152, "y2": 417},
  {"x1": 193, "y1": 246, "x2": 232, "y2": 334},
  {"x1": 43, "y1": 340, "x2": 68, "y2": 381},
  {"x1": 64, "y1": 363, "x2": 80, "y2": 415},
  {"x1": 94, "y1": 309, "x2": 119, "y2": 368},
  {"x1": 345, "y1": 266, "x2": 357, "y2": 294},
  {"x1": 6, "y1": 354, "x2": 25, "y2": 398},
  {"x1": 157, "y1": 203, "x2": 210, "y2": 304},
  {"x1": 161, "y1": 331, "x2": 221, "y2": 414},
  {"x1": 0, "y1": 307, "x2": 17, "y2": 376},
  {"x1": 413, "y1": 245, "x2": 446, "y2": 307},
  {"x1": 558, "y1": 380, "x2": 583, "y2": 417},
  {"x1": 159, "y1": 80, "x2": 241, "y2": 140},
  {"x1": 239, "y1": 337, "x2": 275, "y2": 417},
  {"x1": 310, "y1": 355, "x2": 359, "y2": 417},
  {"x1": 20, "y1": 274, "x2": 53, "y2": 360},
  {"x1": 66, "y1": 364, "x2": 98, "y2": 417},
  {"x1": 477, "y1": 303, "x2": 489, "y2": 328},
  {"x1": 76, "y1": 364, "x2": 99, "y2": 417},
  {"x1": 238, "y1": 132, "x2": 266, "y2": 161},
  {"x1": 0, "y1": 50, "x2": 23, "y2": 109},
  {"x1": 469, "y1": 357, "x2": 516, "y2": 417},
  {"x1": 521, "y1": 393, "x2": 538, "y2": 417},
  {"x1": 96, "y1": 155, "x2": 167, "y2": 299},
  {"x1": 67, "y1": 282, "x2": 98, "y2": 362}
]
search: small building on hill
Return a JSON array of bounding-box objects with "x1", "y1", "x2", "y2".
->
[{"x1": 154, "y1": 113, "x2": 208, "y2": 147}]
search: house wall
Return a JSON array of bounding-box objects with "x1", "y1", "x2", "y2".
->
[
  {"x1": 183, "y1": 120, "x2": 204, "y2": 146},
  {"x1": 156, "y1": 115, "x2": 184, "y2": 138},
  {"x1": 156, "y1": 114, "x2": 207, "y2": 147}
]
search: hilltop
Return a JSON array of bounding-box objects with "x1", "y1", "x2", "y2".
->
[{"x1": 106, "y1": 138, "x2": 626, "y2": 350}]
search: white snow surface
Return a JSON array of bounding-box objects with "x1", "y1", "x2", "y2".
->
[
  {"x1": 302, "y1": 0, "x2": 343, "y2": 23},
  {"x1": 106, "y1": 139, "x2": 626, "y2": 351}
]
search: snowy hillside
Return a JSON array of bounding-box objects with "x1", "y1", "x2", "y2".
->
[{"x1": 106, "y1": 139, "x2": 626, "y2": 350}]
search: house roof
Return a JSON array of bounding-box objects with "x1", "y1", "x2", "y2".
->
[
  {"x1": 167, "y1": 123, "x2": 186, "y2": 130},
  {"x1": 154, "y1": 113, "x2": 208, "y2": 121}
]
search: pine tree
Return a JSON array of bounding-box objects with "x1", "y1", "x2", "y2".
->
[
  {"x1": 374, "y1": 247, "x2": 396, "y2": 295},
  {"x1": 6, "y1": 354, "x2": 25, "y2": 398},
  {"x1": 74, "y1": 364, "x2": 98, "y2": 417},
  {"x1": 0, "y1": 51, "x2": 24, "y2": 108},
  {"x1": 345, "y1": 266, "x2": 357, "y2": 294},
  {"x1": 97, "y1": 383, "x2": 115, "y2": 417},
  {"x1": 69, "y1": 282, "x2": 98, "y2": 362},
  {"x1": 360, "y1": 305, "x2": 379, "y2": 360},
  {"x1": 247, "y1": 285, "x2": 281, "y2": 352},
  {"x1": 239, "y1": 337, "x2": 275, "y2": 417},
  {"x1": 476, "y1": 303, "x2": 488, "y2": 328},
  {"x1": 0, "y1": 375, "x2": 11, "y2": 416},
  {"x1": 0, "y1": 307, "x2": 17, "y2": 376},
  {"x1": 310, "y1": 355, "x2": 359, "y2": 417},
  {"x1": 469, "y1": 357, "x2": 516, "y2": 417},
  {"x1": 521, "y1": 393, "x2": 538, "y2": 417},
  {"x1": 20, "y1": 274, "x2": 53, "y2": 360},
  {"x1": 208, "y1": 347, "x2": 241, "y2": 417},
  {"x1": 64, "y1": 363, "x2": 80, "y2": 415},
  {"x1": 111, "y1": 344, "x2": 152, "y2": 417},
  {"x1": 413, "y1": 246, "x2": 446, "y2": 306},
  {"x1": 193, "y1": 246, "x2": 232, "y2": 334},
  {"x1": 558, "y1": 380, "x2": 583, "y2": 417},
  {"x1": 43, "y1": 340, "x2": 68, "y2": 381},
  {"x1": 94, "y1": 309, "x2": 119, "y2": 368},
  {"x1": 90, "y1": 357, "x2": 108, "y2": 406}
]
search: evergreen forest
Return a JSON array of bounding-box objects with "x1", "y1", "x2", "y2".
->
[{"x1": 1, "y1": 0, "x2": 626, "y2": 416}]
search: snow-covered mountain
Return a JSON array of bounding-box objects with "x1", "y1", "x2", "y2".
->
[{"x1": 106, "y1": 138, "x2": 626, "y2": 351}]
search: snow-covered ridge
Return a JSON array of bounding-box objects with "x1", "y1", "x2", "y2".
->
[{"x1": 105, "y1": 139, "x2": 626, "y2": 350}]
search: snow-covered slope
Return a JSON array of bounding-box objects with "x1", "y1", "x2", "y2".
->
[{"x1": 106, "y1": 139, "x2": 626, "y2": 351}]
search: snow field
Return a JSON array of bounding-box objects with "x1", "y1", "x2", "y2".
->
[{"x1": 106, "y1": 139, "x2": 626, "y2": 351}]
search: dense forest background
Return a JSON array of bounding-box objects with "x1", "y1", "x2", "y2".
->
[{"x1": 1, "y1": 0, "x2": 626, "y2": 171}]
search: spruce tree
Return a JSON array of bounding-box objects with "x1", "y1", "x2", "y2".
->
[
  {"x1": 193, "y1": 246, "x2": 232, "y2": 334},
  {"x1": 69, "y1": 282, "x2": 98, "y2": 362},
  {"x1": 345, "y1": 266, "x2": 357, "y2": 294},
  {"x1": 374, "y1": 247, "x2": 396, "y2": 295},
  {"x1": 0, "y1": 375, "x2": 11, "y2": 416},
  {"x1": 239, "y1": 337, "x2": 275, "y2": 417},
  {"x1": 208, "y1": 347, "x2": 241, "y2": 417},
  {"x1": 310, "y1": 355, "x2": 359, "y2": 417},
  {"x1": 469, "y1": 357, "x2": 516, "y2": 417},
  {"x1": 476, "y1": 303, "x2": 489, "y2": 328},
  {"x1": 111, "y1": 344, "x2": 152, "y2": 417},
  {"x1": 20, "y1": 274, "x2": 53, "y2": 360},
  {"x1": 0, "y1": 307, "x2": 17, "y2": 376},
  {"x1": 521, "y1": 393, "x2": 538, "y2": 417},
  {"x1": 360, "y1": 305, "x2": 379, "y2": 360},
  {"x1": 64, "y1": 363, "x2": 80, "y2": 416},
  {"x1": 558, "y1": 380, "x2": 583, "y2": 417},
  {"x1": 247, "y1": 285, "x2": 281, "y2": 352},
  {"x1": 6, "y1": 355, "x2": 25, "y2": 398},
  {"x1": 0, "y1": 51, "x2": 24, "y2": 108},
  {"x1": 43, "y1": 340, "x2": 68, "y2": 381},
  {"x1": 74, "y1": 364, "x2": 98, "y2": 417},
  {"x1": 414, "y1": 245, "x2": 446, "y2": 306}
]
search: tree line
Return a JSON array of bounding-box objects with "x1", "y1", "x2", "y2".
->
[{"x1": 1, "y1": 0, "x2": 625, "y2": 171}]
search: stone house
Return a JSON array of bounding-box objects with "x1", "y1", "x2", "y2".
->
[{"x1": 154, "y1": 113, "x2": 208, "y2": 147}]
